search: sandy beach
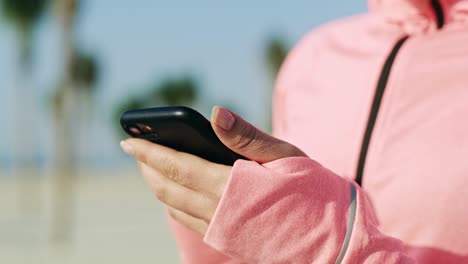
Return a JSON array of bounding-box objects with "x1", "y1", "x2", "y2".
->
[{"x1": 0, "y1": 168, "x2": 180, "y2": 264}]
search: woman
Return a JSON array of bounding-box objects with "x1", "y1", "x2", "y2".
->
[{"x1": 120, "y1": 0, "x2": 468, "y2": 263}]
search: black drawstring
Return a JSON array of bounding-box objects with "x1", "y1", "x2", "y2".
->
[{"x1": 431, "y1": 0, "x2": 445, "y2": 29}]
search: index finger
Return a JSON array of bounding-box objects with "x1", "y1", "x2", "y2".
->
[{"x1": 121, "y1": 138, "x2": 229, "y2": 197}]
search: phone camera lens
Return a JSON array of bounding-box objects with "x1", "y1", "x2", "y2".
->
[
  {"x1": 127, "y1": 125, "x2": 141, "y2": 136},
  {"x1": 137, "y1": 123, "x2": 153, "y2": 133}
]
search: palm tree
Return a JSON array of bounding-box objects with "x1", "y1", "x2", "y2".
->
[
  {"x1": 71, "y1": 49, "x2": 100, "y2": 130},
  {"x1": 1, "y1": 1, "x2": 48, "y2": 71},
  {"x1": 266, "y1": 37, "x2": 289, "y2": 78},
  {"x1": 50, "y1": 0, "x2": 101, "y2": 242},
  {"x1": 49, "y1": 0, "x2": 81, "y2": 242},
  {"x1": 50, "y1": 50, "x2": 101, "y2": 241},
  {"x1": 1, "y1": 0, "x2": 49, "y2": 213},
  {"x1": 264, "y1": 36, "x2": 289, "y2": 132},
  {"x1": 114, "y1": 75, "x2": 199, "y2": 139},
  {"x1": 155, "y1": 76, "x2": 198, "y2": 106}
]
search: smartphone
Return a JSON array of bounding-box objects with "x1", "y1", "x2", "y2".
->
[{"x1": 120, "y1": 106, "x2": 245, "y2": 165}]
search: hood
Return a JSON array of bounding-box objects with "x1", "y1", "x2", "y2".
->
[{"x1": 368, "y1": 0, "x2": 468, "y2": 34}]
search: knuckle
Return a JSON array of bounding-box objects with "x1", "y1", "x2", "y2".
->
[
  {"x1": 135, "y1": 151, "x2": 147, "y2": 164},
  {"x1": 282, "y1": 143, "x2": 300, "y2": 156},
  {"x1": 146, "y1": 151, "x2": 161, "y2": 167},
  {"x1": 281, "y1": 144, "x2": 307, "y2": 158},
  {"x1": 138, "y1": 149, "x2": 154, "y2": 166},
  {"x1": 288, "y1": 144, "x2": 307, "y2": 157},
  {"x1": 165, "y1": 156, "x2": 190, "y2": 186},
  {"x1": 166, "y1": 160, "x2": 182, "y2": 182},
  {"x1": 233, "y1": 124, "x2": 257, "y2": 150},
  {"x1": 154, "y1": 183, "x2": 168, "y2": 202},
  {"x1": 272, "y1": 143, "x2": 298, "y2": 158},
  {"x1": 168, "y1": 208, "x2": 178, "y2": 220}
]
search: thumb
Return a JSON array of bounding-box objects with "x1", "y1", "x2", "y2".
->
[{"x1": 211, "y1": 106, "x2": 307, "y2": 163}]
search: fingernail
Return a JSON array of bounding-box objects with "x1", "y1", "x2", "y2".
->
[
  {"x1": 120, "y1": 140, "x2": 135, "y2": 156},
  {"x1": 213, "y1": 106, "x2": 235, "y2": 131}
]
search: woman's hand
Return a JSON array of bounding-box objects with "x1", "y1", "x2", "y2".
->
[
  {"x1": 120, "y1": 138, "x2": 231, "y2": 235},
  {"x1": 120, "y1": 106, "x2": 306, "y2": 235}
]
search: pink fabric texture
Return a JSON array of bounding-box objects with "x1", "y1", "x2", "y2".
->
[{"x1": 167, "y1": 0, "x2": 468, "y2": 263}]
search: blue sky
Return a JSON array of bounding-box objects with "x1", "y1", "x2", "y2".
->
[{"x1": 0, "y1": 1, "x2": 367, "y2": 169}]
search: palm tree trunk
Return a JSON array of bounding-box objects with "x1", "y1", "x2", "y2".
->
[
  {"x1": 14, "y1": 29, "x2": 42, "y2": 216},
  {"x1": 50, "y1": 0, "x2": 78, "y2": 242}
]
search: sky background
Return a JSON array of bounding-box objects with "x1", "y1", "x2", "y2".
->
[{"x1": 0, "y1": 0, "x2": 367, "y2": 171}]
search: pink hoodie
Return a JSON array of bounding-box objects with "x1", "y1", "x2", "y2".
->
[{"x1": 168, "y1": 0, "x2": 468, "y2": 263}]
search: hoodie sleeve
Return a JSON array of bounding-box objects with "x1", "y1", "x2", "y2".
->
[
  {"x1": 202, "y1": 157, "x2": 414, "y2": 263},
  {"x1": 166, "y1": 216, "x2": 242, "y2": 263}
]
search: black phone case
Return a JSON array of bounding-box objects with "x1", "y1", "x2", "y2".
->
[{"x1": 120, "y1": 106, "x2": 245, "y2": 165}]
